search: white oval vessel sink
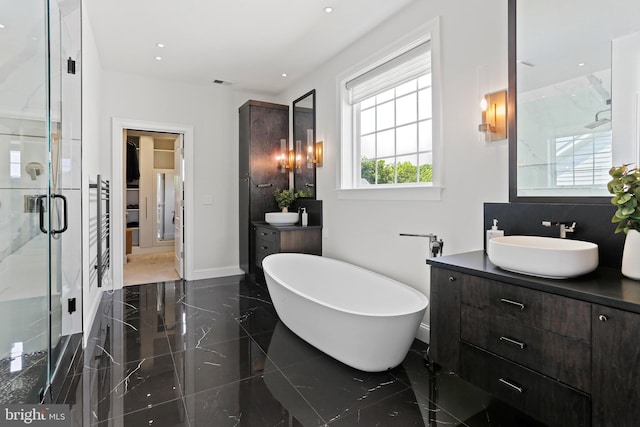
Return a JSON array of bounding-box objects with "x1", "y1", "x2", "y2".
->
[
  {"x1": 487, "y1": 235, "x2": 599, "y2": 279},
  {"x1": 265, "y1": 212, "x2": 299, "y2": 226}
]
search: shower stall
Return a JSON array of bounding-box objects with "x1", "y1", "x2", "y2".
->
[{"x1": 0, "y1": 0, "x2": 82, "y2": 402}]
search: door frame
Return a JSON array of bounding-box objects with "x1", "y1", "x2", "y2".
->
[{"x1": 111, "y1": 118, "x2": 195, "y2": 286}]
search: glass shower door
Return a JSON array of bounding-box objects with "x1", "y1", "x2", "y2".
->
[{"x1": 0, "y1": 0, "x2": 81, "y2": 403}]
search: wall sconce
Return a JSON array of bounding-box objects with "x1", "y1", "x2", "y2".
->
[
  {"x1": 478, "y1": 90, "x2": 507, "y2": 141},
  {"x1": 277, "y1": 138, "x2": 291, "y2": 172},
  {"x1": 305, "y1": 129, "x2": 323, "y2": 167},
  {"x1": 295, "y1": 140, "x2": 302, "y2": 172}
]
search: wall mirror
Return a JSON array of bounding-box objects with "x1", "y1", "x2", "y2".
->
[
  {"x1": 293, "y1": 89, "x2": 316, "y2": 198},
  {"x1": 155, "y1": 172, "x2": 175, "y2": 242},
  {"x1": 509, "y1": 0, "x2": 640, "y2": 203}
]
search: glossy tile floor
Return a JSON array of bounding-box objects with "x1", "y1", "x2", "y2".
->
[{"x1": 62, "y1": 276, "x2": 545, "y2": 426}]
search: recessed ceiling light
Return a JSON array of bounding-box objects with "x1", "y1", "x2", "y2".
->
[
  {"x1": 578, "y1": 62, "x2": 585, "y2": 67},
  {"x1": 324, "y1": 6, "x2": 333, "y2": 13},
  {"x1": 155, "y1": 56, "x2": 162, "y2": 61},
  {"x1": 281, "y1": 73, "x2": 287, "y2": 77},
  {"x1": 156, "y1": 43, "x2": 165, "y2": 48},
  {"x1": 0, "y1": 24, "x2": 5, "y2": 29}
]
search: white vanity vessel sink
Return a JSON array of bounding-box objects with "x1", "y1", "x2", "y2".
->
[
  {"x1": 487, "y1": 235, "x2": 599, "y2": 279},
  {"x1": 265, "y1": 212, "x2": 299, "y2": 226}
]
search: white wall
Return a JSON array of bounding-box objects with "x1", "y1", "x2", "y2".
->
[
  {"x1": 276, "y1": 0, "x2": 510, "y2": 337},
  {"x1": 100, "y1": 70, "x2": 275, "y2": 281},
  {"x1": 81, "y1": 3, "x2": 105, "y2": 343}
]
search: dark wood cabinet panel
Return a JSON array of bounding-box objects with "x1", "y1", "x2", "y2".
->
[
  {"x1": 460, "y1": 343, "x2": 591, "y2": 427},
  {"x1": 592, "y1": 304, "x2": 640, "y2": 426},
  {"x1": 254, "y1": 224, "x2": 322, "y2": 272},
  {"x1": 461, "y1": 305, "x2": 591, "y2": 391},
  {"x1": 461, "y1": 274, "x2": 591, "y2": 341},
  {"x1": 239, "y1": 101, "x2": 289, "y2": 274},
  {"x1": 429, "y1": 268, "x2": 461, "y2": 371}
]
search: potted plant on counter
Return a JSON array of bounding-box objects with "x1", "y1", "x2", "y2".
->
[
  {"x1": 608, "y1": 164, "x2": 640, "y2": 279},
  {"x1": 273, "y1": 188, "x2": 299, "y2": 212}
]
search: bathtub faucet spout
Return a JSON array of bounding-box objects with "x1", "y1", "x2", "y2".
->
[{"x1": 399, "y1": 233, "x2": 444, "y2": 259}]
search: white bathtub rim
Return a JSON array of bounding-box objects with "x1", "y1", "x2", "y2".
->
[{"x1": 262, "y1": 253, "x2": 428, "y2": 318}]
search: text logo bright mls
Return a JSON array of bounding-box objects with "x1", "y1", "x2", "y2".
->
[{"x1": 1, "y1": 406, "x2": 70, "y2": 426}]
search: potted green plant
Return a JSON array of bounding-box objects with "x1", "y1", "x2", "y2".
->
[
  {"x1": 608, "y1": 164, "x2": 640, "y2": 279},
  {"x1": 273, "y1": 188, "x2": 298, "y2": 212}
]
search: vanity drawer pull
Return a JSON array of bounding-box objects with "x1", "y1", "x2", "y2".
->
[
  {"x1": 499, "y1": 378, "x2": 524, "y2": 393},
  {"x1": 260, "y1": 232, "x2": 269, "y2": 236},
  {"x1": 499, "y1": 298, "x2": 526, "y2": 310},
  {"x1": 499, "y1": 336, "x2": 526, "y2": 349},
  {"x1": 598, "y1": 314, "x2": 608, "y2": 322},
  {"x1": 449, "y1": 276, "x2": 456, "y2": 282},
  {"x1": 260, "y1": 246, "x2": 269, "y2": 250}
]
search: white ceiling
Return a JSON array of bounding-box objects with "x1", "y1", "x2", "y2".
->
[{"x1": 85, "y1": 0, "x2": 416, "y2": 94}]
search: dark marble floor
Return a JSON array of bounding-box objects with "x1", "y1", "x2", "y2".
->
[{"x1": 60, "y1": 276, "x2": 545, "y2": 426}]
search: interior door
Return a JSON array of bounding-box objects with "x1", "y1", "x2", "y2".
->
[{"x1": 174, "y1": 135, "x2": 184, "y2": 278}]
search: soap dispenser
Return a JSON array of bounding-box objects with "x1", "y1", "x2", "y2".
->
[
  {"x1": 486, "y1": 218, "x2": 504, "y2": 251},
  {"x1": 301, "y1": 208, "x2": 308, "y2": 227}
]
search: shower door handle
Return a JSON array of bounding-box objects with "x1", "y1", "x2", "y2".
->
[
  {"x1": 38, "y1": 195, "x2": 47, "y2": 234},
  {"x1": 51, "y1": 194, "x2": 68, "y2": 235}
]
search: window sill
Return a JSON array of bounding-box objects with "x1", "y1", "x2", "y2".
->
[{"x1": 336, "y1": 185, "x2": 442, "y2": 201}]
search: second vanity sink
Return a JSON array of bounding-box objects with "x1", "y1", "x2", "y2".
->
[
  {"x1": 265, "y1": 212, "x2": 299, "y2": 226},
  {"x1": 487, "y1": 235, "x2": 599, "y2": 279}
]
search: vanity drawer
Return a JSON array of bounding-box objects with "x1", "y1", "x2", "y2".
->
[
  {"x1": 461, "y1": 305, "x2": 591, "y2": 391},
  {"x1": 255, "y1": 226, "x2": 278, "y2": 244},
  {"x1": 460, "y1": 343, "x2": 591, "y2": 427},
  {"x1": 461, "y1": 275, "x2": 591, "y2": 341}
]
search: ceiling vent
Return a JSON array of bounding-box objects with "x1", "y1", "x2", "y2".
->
[{"x1": 213, "y1": 79, "x2": 232, "y2": 86}]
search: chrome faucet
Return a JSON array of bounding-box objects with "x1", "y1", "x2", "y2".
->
[
  {"x1": 542, "y1": 221, "x2": 576, "y2": 238},
  {"x1": 399, "y1": 233, "x2": 444, "y2": 258}
]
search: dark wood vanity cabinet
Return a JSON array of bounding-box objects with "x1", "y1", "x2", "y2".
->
[
  {"x1": 592, "y1": 304, "x2": 640, "y2": 426},
  {"x1": 430, "y1": 266, "x2": 640, "y2": 427},
  {"x1": 254, "y1": 223, "x2": 322, "y2": 272},
  {"x1": 239, "y1": 101, "x2": 289, "y2": 275}
]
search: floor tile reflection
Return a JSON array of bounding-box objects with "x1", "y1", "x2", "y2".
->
[{"x1": 73, "y1": 276, "x2": 547, "y2": 426}]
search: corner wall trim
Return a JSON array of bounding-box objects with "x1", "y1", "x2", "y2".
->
[{"x1": 415, "y1": 322, "x2": 430, "y2": 344}]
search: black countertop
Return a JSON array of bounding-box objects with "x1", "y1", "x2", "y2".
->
[
  {"x1": 427, "y1": 251, "x2": 640, "y2": 314},
  {"x1": 252, "y1": 221, "x2": 322, "y2": 231}
]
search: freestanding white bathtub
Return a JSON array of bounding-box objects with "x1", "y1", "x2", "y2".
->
[{"x1": 262, "y1": 253, "x2": 429, "y2": 372}]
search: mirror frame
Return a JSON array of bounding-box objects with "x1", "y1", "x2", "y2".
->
[
  {"x1": 508, "y1": 0, "x2": 609, "y2": 205},
  {"x1": 292, "y1": 89, "x2": 317, "y2": 199}
]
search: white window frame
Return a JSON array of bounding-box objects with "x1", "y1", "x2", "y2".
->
[{"x1": 338, "y1": 18, "x2": 443, "y2": 201}]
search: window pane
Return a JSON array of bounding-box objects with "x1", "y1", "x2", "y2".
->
[
  {"x1": 376, "y1": 88, "x2": 394, "y2": 104},
  {"x1": 396, "y1": 155, "x2": 418, "y2": 183},
  {"x1": 397, "y1": 123, "x2": 417, "y2": 155},
  {"x1": 418, "y1": 153, "x2": 433, "y2": 183},
  {"x1": 377, "y1": 129, "x2": 395, "y2": 158},
  {"x1": 396, "y1": 79, "x2": 416, "y2": 96},
  {"x1": 418, "y1": 120, "x2": 432, "y2": 151},
  {"x1": 418, "y1": 87, "x2": 432, "y2": 120},
  {"x1": 360, "y1": 158, "x2": 376, "y2": 185},
  {"x1": 376, "y1": 101, "x2": 395, "y2": 131},
  {"x1": 396, "y1": 93, "x2": 417, "y2": 126},
  {"x1": 361, "y1": 96, "x2": 375, "y2": 110},
  {"x1": 360, "y1": 134, "x2": 376, "y2": 159},
  {"x1": 418, "y1": 73, "x2": 432, "y2": 89},
  {"x1": 376, "y1": 158, "x2": 395, "y2": 184},
  {"x1": 360, "y1": 107, "x2": 375, "y2": 135}
]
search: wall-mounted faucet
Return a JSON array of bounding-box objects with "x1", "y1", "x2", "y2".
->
[
  {"x1": 399, "y1": 233, "x2": 444, "y2": 259},
  {"x1": 542, "y1": 221, "x2": 576, "y2": 238}
]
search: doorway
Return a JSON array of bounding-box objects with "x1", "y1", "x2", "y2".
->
[
  {"x1": 123, "y1": 130, "x2": 180, "y2": 285},
  {"x1": 111, "y1": 118, "x2": 194, "y2": 288}
]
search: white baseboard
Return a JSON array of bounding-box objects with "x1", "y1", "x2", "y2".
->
[
  {"x1": 191, "y1": 266, "x2": 244, "y2": 281},
  {"x1": 415, "y1": 322, "x2": 430, "y2": 344}
]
